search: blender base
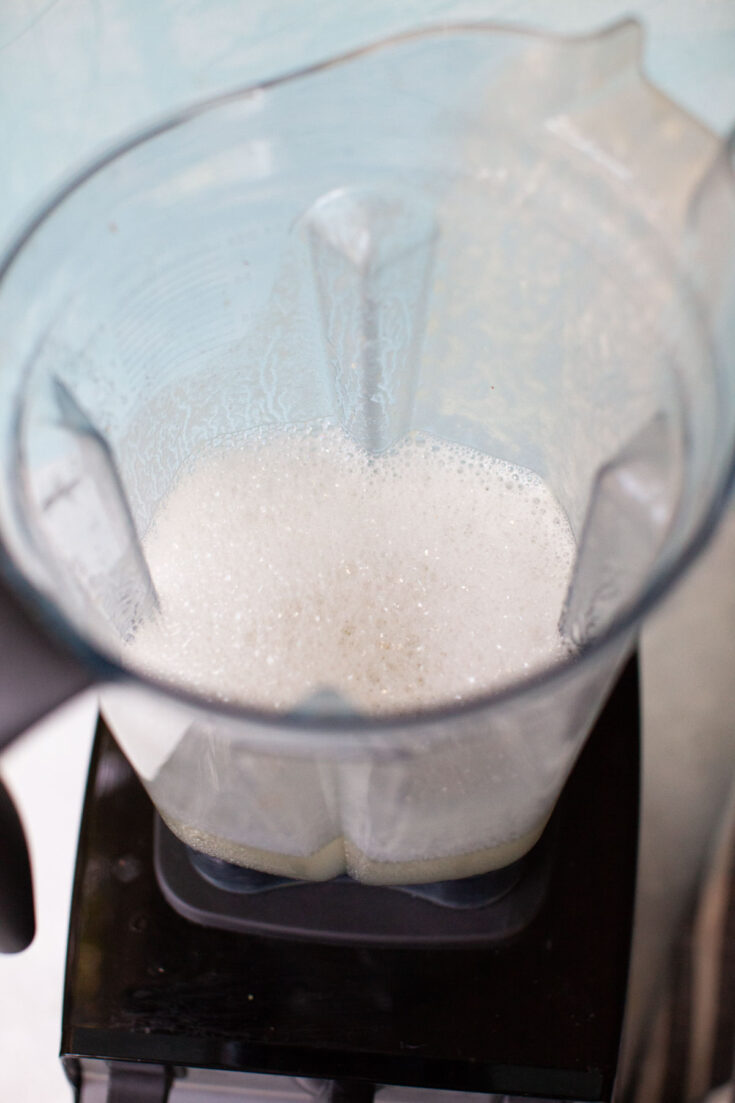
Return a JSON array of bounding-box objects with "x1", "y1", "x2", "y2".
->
[{"x1": 61, "y1": 658, "x2": 639, "y2": 1102}]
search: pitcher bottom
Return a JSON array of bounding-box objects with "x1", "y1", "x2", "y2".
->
[{"x1": 160, "y1": 811, "x2": 550, "y2": 885}]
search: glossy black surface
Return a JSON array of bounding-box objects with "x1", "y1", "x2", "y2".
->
[{"x1": 61, "y1": 659, "x2": 640, "y2": 1101}]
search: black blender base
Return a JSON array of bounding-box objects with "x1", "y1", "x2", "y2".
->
[
  {"x1": 61, "y1": 658, "x2": 640, "y2": 1102},
  {"x1": 154, "y1": 815, "x2": 554, "y2": 945}
]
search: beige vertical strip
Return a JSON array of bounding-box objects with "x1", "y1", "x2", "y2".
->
[
  {"x1": 687, "y1": 794, "x2": 735, "y2": 1101},
  {"x1": 632, "y1": 994, "x2": 671, "y2": 1103}
]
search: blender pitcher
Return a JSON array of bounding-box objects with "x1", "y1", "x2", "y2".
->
[{"x1": 1, "y1": 22, "x2": 734, "y2": 897}]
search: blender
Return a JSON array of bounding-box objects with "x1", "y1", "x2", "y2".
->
[{"x1": 0, "y1": 19, "x2": 734, "y2": 1102}]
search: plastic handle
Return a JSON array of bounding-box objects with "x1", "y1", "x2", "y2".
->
[
  {"x1": 0, "y1": 570, "x2": 93, "y2": 752},
  {"x1": 0, "y1": 776, "x2": 34, "y2": 953},
  {"x1": 0, "y1": 568, "x2": 93, "y2": 953}
]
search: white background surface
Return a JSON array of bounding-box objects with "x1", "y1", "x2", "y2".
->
[{"x1": 0, "y1": 2, "x2": 735, "y2": 1101}]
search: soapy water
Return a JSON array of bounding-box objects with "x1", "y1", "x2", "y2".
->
[{"x1": 123, "y1": 422, "x2": 576, "y2": 713}]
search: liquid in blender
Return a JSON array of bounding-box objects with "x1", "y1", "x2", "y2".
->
[
  {"x1": 124, "y1": 423, "x2": 575, "y2": 713},
  {"x1": 120, "y1": 422, "x2": 576, "y2": 882}
]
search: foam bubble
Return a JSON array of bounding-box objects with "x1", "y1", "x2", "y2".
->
[{"x1": 123, "y1": 424, "x2": 576, "y2": 713}]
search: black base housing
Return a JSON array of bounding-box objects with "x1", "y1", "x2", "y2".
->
[{"x1": 61, "y1": 659, "x2": 640, "y2": 1102}]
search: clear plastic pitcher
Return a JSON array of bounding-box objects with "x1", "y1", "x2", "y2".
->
[{"x1": 1, "y1": 22, "x2": 734, "y2": 884}]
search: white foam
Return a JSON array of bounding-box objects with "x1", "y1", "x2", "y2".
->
[{"x1": 123, "y1": 424, "x2": 575, "y2": 712}]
